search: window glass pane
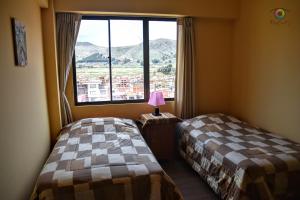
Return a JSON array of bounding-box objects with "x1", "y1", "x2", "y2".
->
[
  {"x1": 75, "y1": 20, "x2": 110, "y2": 102},
  {"x1": 110, "y1": 20, "x2": 144, "y2": 101},
  {"x1": 149, "y1": 21, "x2": 177, "y2": 98}
]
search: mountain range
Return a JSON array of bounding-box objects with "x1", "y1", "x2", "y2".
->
[{"x1": 75, "y1": 38, "x2": 176, "y2": 65}]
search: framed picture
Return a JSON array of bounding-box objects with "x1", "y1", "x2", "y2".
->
[{"x1": 11, "y1": 18, "x2": 27, "y2": 66}]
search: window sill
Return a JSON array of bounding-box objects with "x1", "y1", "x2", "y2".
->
[{"x1": 74, "y1": 98, "x2": 174, "y2": 106}]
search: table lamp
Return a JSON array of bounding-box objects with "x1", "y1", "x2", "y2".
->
[{"x1": 148, "y1": 91, "x2": 165, "y2": 116}]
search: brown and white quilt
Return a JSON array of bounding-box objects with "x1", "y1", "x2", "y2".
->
[
  {"x1": 33, "y1": 117, "x2": 182, "y2": 200},
  {"x1": 177, "y1": 113, "x2": 300, "y2": 200}
]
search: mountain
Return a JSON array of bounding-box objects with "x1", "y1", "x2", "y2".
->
[
  {"x1": 77, "y1": 52, "x2": 108, "y2": 63},
  {"x1": 149, "y1": 39, "x2": 176, "y2": 61},
  {"x1": 75, "y1": 42, "x2": 107, "y2": 61},
  {"x1": 76, "y1": 42, "x2": 95, "y2": 46},
  {"x1": 75, "y1": 38, "x2": 176, "y2": 65}
]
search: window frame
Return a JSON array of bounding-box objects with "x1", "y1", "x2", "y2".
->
[{"x1": 73, "y1": 15, "x2": 177, "y2": 106}]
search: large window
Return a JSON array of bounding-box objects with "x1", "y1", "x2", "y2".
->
[{"x1": 74, "y1": 16, "x2": 177, "y2": 105}]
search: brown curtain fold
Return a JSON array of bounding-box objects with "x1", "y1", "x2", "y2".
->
[
  {"x1": 175, "y1": 17, "x2": 197, "y2": 119},
  {"x1": 56, "y1": 13, "x2": 81, "y2": 126}
]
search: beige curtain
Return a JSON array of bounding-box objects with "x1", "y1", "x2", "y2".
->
[
  {"x1": 56, "y1": 13, "x2": 81, "y2": 126},
  {"x1": 175, "y1": 17, "x2": 197, "y2": 119}
]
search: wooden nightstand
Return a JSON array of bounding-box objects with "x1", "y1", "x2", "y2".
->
[{"x1": 138, "y1": 112, "x2": 181, "y2": 161}]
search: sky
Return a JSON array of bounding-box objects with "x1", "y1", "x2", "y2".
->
[{"x1": 77, "y1": 20, "x2": 177, "y2": 47}]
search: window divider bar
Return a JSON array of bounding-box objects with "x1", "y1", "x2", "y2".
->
[
  {"x1": 72, "y1": 54, "x2": 79, "y2": 105},
  {"x1": 108, "y1": 20, "x2": 113, "y2": 101},
  {"x1": 143, "y1": 20, "x2": 150, "y2": 101}
]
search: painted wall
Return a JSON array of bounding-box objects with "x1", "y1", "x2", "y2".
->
[
  {"x1": 0, "y1": 0, "x2": 50, "y2": 199},
  {"x1": 231, "y1": 0, "x2": 300, "y2": 142},
  {"x1": 195, "y1": 18, "x2": 233, "y2": 115},
  {"x1": 54, "y1": 0, "x2": 240, "y2": 19},
  {"x1": 41, "y1": 0, "x2": 62, "y2": 143}
]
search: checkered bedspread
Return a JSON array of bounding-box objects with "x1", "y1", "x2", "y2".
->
[
  {"x1": 33, "y1": 117, "x2": 182, "y2": 200},
  {"x1": 177, "y1": 113, "x2": 300, "y2": 200}
]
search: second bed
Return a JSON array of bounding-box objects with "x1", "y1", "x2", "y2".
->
[{"x1": 177, "y1": 113, "x2": 300, "y2": 200}]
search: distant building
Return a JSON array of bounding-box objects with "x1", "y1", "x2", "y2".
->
[{"x1": 76, "y1": 73, "x2": 174, "y2": 102}]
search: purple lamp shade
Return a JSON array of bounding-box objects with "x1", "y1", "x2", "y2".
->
[{"x1": 148, "y1": 91, "x2": 165, "y2": 107}]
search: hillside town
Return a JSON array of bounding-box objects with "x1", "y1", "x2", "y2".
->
[{"x1": 76, "y1": 72, "x2": 175, "y2": 102}]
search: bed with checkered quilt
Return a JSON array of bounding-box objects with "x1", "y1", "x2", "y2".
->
[
  {"x1": 177, "y1": 113, "x2": 300, "y2": 200},
  {"x1": 33, "y1": 117, "x2": 182, "y2": 200}
]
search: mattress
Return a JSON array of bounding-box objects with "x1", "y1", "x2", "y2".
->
[
  {"x1": 33, "y1": 117, "x2": 182, "y2": 200},
  {"x1": 177, "y1": 113, "x2": 300, "y2": 200}
]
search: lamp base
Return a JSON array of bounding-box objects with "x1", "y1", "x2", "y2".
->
[{"x1": 152, "y1": 107, "x2": 161, "y2": 116}]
